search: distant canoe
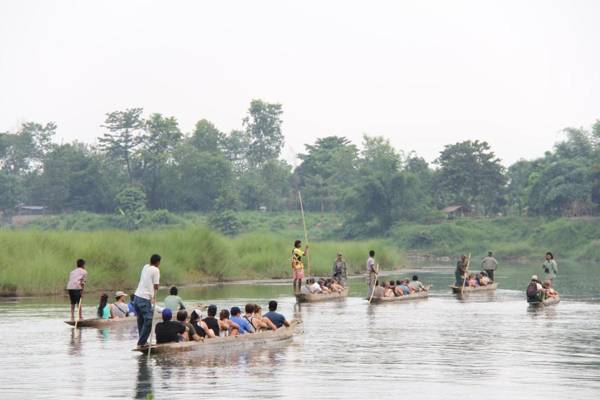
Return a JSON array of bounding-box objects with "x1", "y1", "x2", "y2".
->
[
  {"x1": 368, "y1": 285, "x2": 432, "y2": 304},
  {"x1": 134, "y1": 320, "x2": 301, "y2": 355},
  {"x1": 295, "y1": 287, "x2": 349, "y2": 303},
  {"x1": 65, "y1": 317, "x2": 136, "y2": 328},
  {"x1": 528, "y1": 295, "x2": 560, "y2": 307},
  {"x1": 450, "y1": 283, "x2": 498, "y2": 294}
]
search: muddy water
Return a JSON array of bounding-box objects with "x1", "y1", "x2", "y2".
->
[{"x1": 1, "y1": 262, "x2": 599, "y2": 399}]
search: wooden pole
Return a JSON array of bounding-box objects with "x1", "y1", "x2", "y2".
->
[
  {"x1": 298, "y1": 192, "x2": 310, "y2": 277},
  {"x1": 461, "y1": 253, "x2": 471, "y2": 293},
  {"x1": 147, "y1": 291, "x2": 157, "y2": 359}
]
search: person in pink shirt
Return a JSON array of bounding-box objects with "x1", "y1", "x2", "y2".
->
[{"x1": 66, "y1": 259, "x2": 87, "y2": 321}]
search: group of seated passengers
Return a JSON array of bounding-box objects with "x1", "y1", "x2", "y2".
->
[
  {"x1": 155, "y1": 300, "x2": 291, "y2": 344},
  {"x1": 527, "y1": 275, "x2": 558, "y2": 302},
  {"x1": 465, "y1": 271, "x2": 492, "y2": 287},
  {"x1": 372, "y1": 275, "x2": 427, "y2": 298},
  {"x1": 301, "y1": 277, "x2": 345, "y2": 294}
]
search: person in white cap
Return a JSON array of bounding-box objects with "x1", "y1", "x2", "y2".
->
[
  {"x1": 526, "y1": 275, "x2": 544, "y2": 302},
  {"x1": 110, "y1": 291, "x2": 130, "y2": 318}
]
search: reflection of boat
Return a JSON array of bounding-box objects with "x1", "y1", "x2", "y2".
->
[
  {"x1": 368, "y1": 285, "x2": 431, "y2": 304},
  {"x1": 528, "y1": 295, "x2": 560, "y2": 307},
  {"x1": 450, "y1": 283, "x2": 498, "y2": 294},
  {"x1": 134, "y1": 320, "x2": 301, "y2": 355},
  {"x1": 295, "y1": 287, "x2": 349, "y2": 303},
  {"x1": 65, "y1": 317, "x2": 136, "y2": 328}
]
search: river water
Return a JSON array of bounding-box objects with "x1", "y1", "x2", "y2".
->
[{"x1": 1, "y1": 262, "x2": 599, "y2": 399}]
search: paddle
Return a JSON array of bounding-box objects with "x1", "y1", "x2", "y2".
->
[
  {"x1": 298, "y1": 191, "x2": 311, "y2": 277},
  {"x1": 146, "y1": 290, "x2": 157, "y2": 359},
  {"x1": 460, "y1": 253, "x2": 472, "y2": 293},
  {"x1": 368, "y1": 264, "x2": 379, "y2": 304}
]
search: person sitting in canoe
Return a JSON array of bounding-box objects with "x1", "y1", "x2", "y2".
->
[
  {"x1": 325, "y1": 278, "x2": 344, "y2": 293},
  {"x1": 176, "y1": 310, "x2": 203, "y2": 341},
  {"x1": 396, "y1": 280, "x2": 410, "y2": 295},
  {"x1": 383, "y1": 281, "x2": 395, "y2": 297},
  {"x1": 372, "y1": 280, "x2": 385, "y2": 298},
  {"x1": 219, "y1": 309, "x2": 240, "y2": 336},
  {"x1": 203, "y1": 305, "x2": 221, "y2": 337},
  {"x1": 542, "y1": 280, "x2": 558, "y2": 298},
  {"x1": 127, "y1": 292, "x2": 136, "y2": 316},
  {"x1": 408, "y1": 275, "x2": 427, "y2": 292},
  {"x1": 110, "y1": 291, "x2": 130, "y2": 318},
  {"x1": 164, "y1": 286, "x2": 186, "y2": 311},
  {"x1": 263, "y1": 300, "x2": 290, "y2": 329},
  {"x1": 155, "y1": 308, "x2": 187, "y2": 344},
  {"x1": 526, "y1": 275, "x2": 544, "y2": 302},
  {"x1": 230, "y1": 306, "x2": 255, "y2": 334},
  {"x1": 467, "y1": 274, "x2": 478, "y2": 287},
  {"x1": 317, "y1": 278, "x2": 332, "y2": 294},
  {"x1": 478, "y1": 272, "x2": 491, "y2": 286},
  {"x1": 301, "y1": 278, "x2": 322, "y2": 294},
  {"x1": 393, "y1": 280, "x2": 404, "y2": 296},
  {"x1": 250, "y1": 304, "x2": 278, "y2": 331},
  {"x1": 97, "y1": 293, "x2": 110, "y2": 320}
]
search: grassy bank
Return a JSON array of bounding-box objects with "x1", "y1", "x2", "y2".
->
[
  {"x1": 0, "y1": 227, "x2": 402, "y2": 296},
  {"x1": 391, "y1": 217, "x2": 600, "y2": 262}
]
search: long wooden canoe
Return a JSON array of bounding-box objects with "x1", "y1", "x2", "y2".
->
[
  {"x1": 368, "y1": 285, "x2": 432, "y2": 304},
  {"x1": 295, "y1": 287, "x2": 349, "y2": 303},
  {"x1": 528, "y1": 295, "x2": 560, "y2": 307},
  {"x1": 450, "y1": 282, "x2": 498, "y2": 294},
  {"x1": 65, "y1": 316, "x2": 136, "y2": 328},
  {"x1": 134, "y1": 320, "x2": 301, "y2": 355}
]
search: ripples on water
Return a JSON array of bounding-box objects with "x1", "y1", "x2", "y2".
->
[{"x1": 1, "y1": 266, "x2": 599, "y2": 399}]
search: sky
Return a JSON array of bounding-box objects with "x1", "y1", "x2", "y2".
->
[{"x1": 1, "y1": 0, "x2": 599, "y2": 167}]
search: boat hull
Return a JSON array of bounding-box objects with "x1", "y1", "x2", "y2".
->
[
  {"x1": 295, "y1": 287, "x2": 349, "y2": 303},
  {"x1": 528, "y1": 295, "x2": 560, "y2": 307},
  {"x1": 450, "y1": 283, "x2": 498, "y2": 294},
  {"x1": 65, "y1": 317, "x2": 136, "y2": 328},
  {"x1": 368, "y1": 285, "x2": 431, "y2": 304},
  {"x1": 134, "y1": 320, "x2": 301, "y2": 355}
]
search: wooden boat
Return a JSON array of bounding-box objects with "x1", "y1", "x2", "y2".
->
[
  {"x1": 65, "y1": 316, "x2": 136, "y2": 328},
  {"x1": 134, "y1": 320, "x2": 301, "y2": 355},
  {"x1": 295, "y1": 287, "x2": 349, "y2": 303},
  {"x1": 450, "y1": 282, "x2": 498, "y2": 294},
  {"x1": 528, "y1": 295, "x2": 560, "y2": 307},
  {"x1": 368, "y1": 285, "x2": 432, "y2": 304}
]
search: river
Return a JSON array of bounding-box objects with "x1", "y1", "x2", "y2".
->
[{"x1": 1, "y1": 262, "x2": 599, "y2": 399}]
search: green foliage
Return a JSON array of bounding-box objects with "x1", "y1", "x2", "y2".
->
[
  {"x1": 116, "y1": 186, "x2": 147, "y2": 230},
  {"x1": 0, "y1": 171, "x2": 20, "y2": 214},
  {"x1": 243, "y1": 99, "x2": 284, "y2": 167},
  {"x1": 208, "y1": 210, "x2": 242, "y2": 236}
]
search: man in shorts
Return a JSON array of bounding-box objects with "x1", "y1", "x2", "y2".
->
[
  {"x1": 66, "y1": 259, "x2": 87, "y2": 321},
  {"x1": 292, "y1": 240, "x2": 308, "y2": 293}
]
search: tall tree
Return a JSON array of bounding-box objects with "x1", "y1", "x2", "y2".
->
[
  {"x1": 98, "y1": 108, "x2": 144, "y2": 183},
  {"x1": 0, "y1": 122, "x2": 56, "y2": 174},
  {"x1": 243, "y1": 99, "x2": 284, "y2": 167},
  {"x1": 190, "y1": 119, "x2": 225, "y2": 153}
]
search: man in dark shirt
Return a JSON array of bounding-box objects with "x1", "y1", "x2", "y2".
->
[
  {"x1": 155, "y1": 308, "x2": 186, "y2": 344},
  {"x1": 202, "y1": 304, "x2": 220, "y2": 337},
  {"x1": 263, "y1": 300, "x2": 290, "y2": 329}
]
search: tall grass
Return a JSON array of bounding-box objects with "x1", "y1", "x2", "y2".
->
[{"x1": 0, "y1": 227, "x2": 403, "y2": 296}]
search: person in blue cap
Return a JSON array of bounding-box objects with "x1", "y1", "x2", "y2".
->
[
  {"x1": 229, "y1": 306, "x2": 255, "y2": 334},
  {"x1": 154, "y1": 308, "x2": 187, "y2": 344}
]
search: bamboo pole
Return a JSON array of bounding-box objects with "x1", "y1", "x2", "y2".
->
[{"x1": 298, "y1": 192, "x2": 310, "y2": 277}]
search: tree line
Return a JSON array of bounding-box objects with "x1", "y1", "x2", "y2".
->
[{"x1": 1, "y1": 99, "x2": 598, "y2": 236}]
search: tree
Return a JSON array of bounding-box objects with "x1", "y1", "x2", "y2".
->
[
  {"x1": 223, "y1": 129, "x2": 250, "y2": 175},
  {"x1": 0, "y1": 122, "x2": 56, "y2": 174},
  {"x1": 239, "y1": 160, "x2": 292, "y2": 210},
  {"x1": 243, "y1": 99, "x2": 284, "y2": 167},
  {"x1": 98, "y1": 108, "x2": 144, "y2": 183},
  {"x1": 190, "y1": 119, "x2": 225, "y2": 153},
  {"x1": 0, "y1": 171, "x2": 20, "y2": 215},
  {"x1": 115, "y1": 186, "x2": 147, "y2": 230},
  {"x1": 140, "y1": 113, "x2": 182, "y2": 209},
  {"x1": 434, "y1": 140, "x2": 507, "y2": 215}
]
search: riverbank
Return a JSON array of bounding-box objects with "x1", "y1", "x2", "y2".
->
[{"x1": 0, "y1": 227, "x2": 403, "y2": 296}]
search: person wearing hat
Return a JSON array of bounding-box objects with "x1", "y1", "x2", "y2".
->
[
  {"x1": 110, "y1": 291, "x2": 130, "y2": 318},
  {"x1": 481, "y1": 251, "x2": 498, "y2": 282},
  {"x1": 331, "y1": 253, "x2": 347, "y2": 286},
  {"x1": 155, "y1": 308, "x2": 187, "y2": 344},
  {"x1": 526, "y1": 275, "x2": 544, "y2": 302}
]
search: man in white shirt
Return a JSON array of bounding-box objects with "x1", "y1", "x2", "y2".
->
[
  {"x1": 133, "y1": 254, "x2": 161, "y2": 348},
  {"x1": 366, "y1": 250, "x2": 377, "y2": 298}
]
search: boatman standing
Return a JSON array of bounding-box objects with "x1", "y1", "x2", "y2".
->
[
  {"x1": 455, "y1": 255, "x2": 468, "y2": 286},
  {"x1": 291, "y1": 240, "x2": 308, "y2": 293},
  {"x1": 542, "y1": 252, "x2": 558, "y2": 282},
  {"x1": 366, "y1": 250, "x2": 377, "y2": 297},
  {"x1": 481, "y1": 251, "x2": 498, "y2": 282},
  {"x1": 133, "y1": 254, "x2": 161, "y2": 349},
  {"x1": 66, "y1": 259, "x2": 87, "y2": 322},
  {"x1": 332, "y1": 252, "x2": 348, "y2": 286}
]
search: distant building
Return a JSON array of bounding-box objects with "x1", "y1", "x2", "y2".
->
[
  {"x1": 441, "y1": 205, "x2": 471, "y2": 219},
  {"x1": 15, "y1": 204, "x2": 46, "y2": 215}
]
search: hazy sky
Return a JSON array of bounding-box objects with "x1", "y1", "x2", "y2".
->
[{"x1": 1, "y1": 0, "x2": 599, "y2": 167}]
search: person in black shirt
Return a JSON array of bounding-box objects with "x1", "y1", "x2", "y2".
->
[
  {"x1": 155, "y1": 308, "x2": 186, "y2": 344},
  {"x1": 202, "y1": 304, "x2": 220, "y2": 337}
]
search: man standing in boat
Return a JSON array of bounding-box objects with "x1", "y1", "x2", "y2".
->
[
  {"x1": 542, "y1": 252, "x2": 558, "y2": 282},
  {"x1": 455, "y1": 255, "x2": 468, "y2": 286},
  {"x1": 133, "y1": 254, "x2": 161, "y2": 349},
  {"x1": 66, "y1": 258, "x2": 87, "y2": 322},
  {"x1": 332, "y1": 252, "x2": 347, "y2": 286},
  {"x1": 292, "y1": 240, "x2": 308, "y2": 293},
  {"x1": 366, "y1": 250, "x2": 377, "y2": 297},
  {"x1": 481, "y1": 251, "x2": 498, "y2": 282}
]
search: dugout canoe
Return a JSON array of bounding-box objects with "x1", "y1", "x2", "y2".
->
[
  {"x1": 368, "y1": 285, "x2": 432, "y2": 304},
  {"x1": 134, "y1": 320, "x2": 301, "y2": 355},
  {"x1": 65, "y1": 316, "x2": 136, "y2": 328},
  {"x1": 528, "y1": 295, "x2": 560, "y2": 307},
  {"x1": 295, "y1": 287, "x2": 349, "y2": 303},
  {"x1": 450, "y1": 282, "x2": 498, "y2": 294}
]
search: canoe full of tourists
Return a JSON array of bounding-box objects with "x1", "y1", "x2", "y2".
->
[
  {"x1": 450, "y1": 253, "x2": 498, "y2": 293},
  {"x1": 526, "y1": 274, "x2": 560, "y2": 307},
  {"x1": 293, "y1": 247, "x2": 349, "y2": 303},
  {"x1": 368, "y1": 277, "x2": 431, "y2": 304}
]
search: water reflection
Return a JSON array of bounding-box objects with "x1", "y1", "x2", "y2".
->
[{"x1": 135, "y1": 358, "x2": 153, "y2": 400}]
